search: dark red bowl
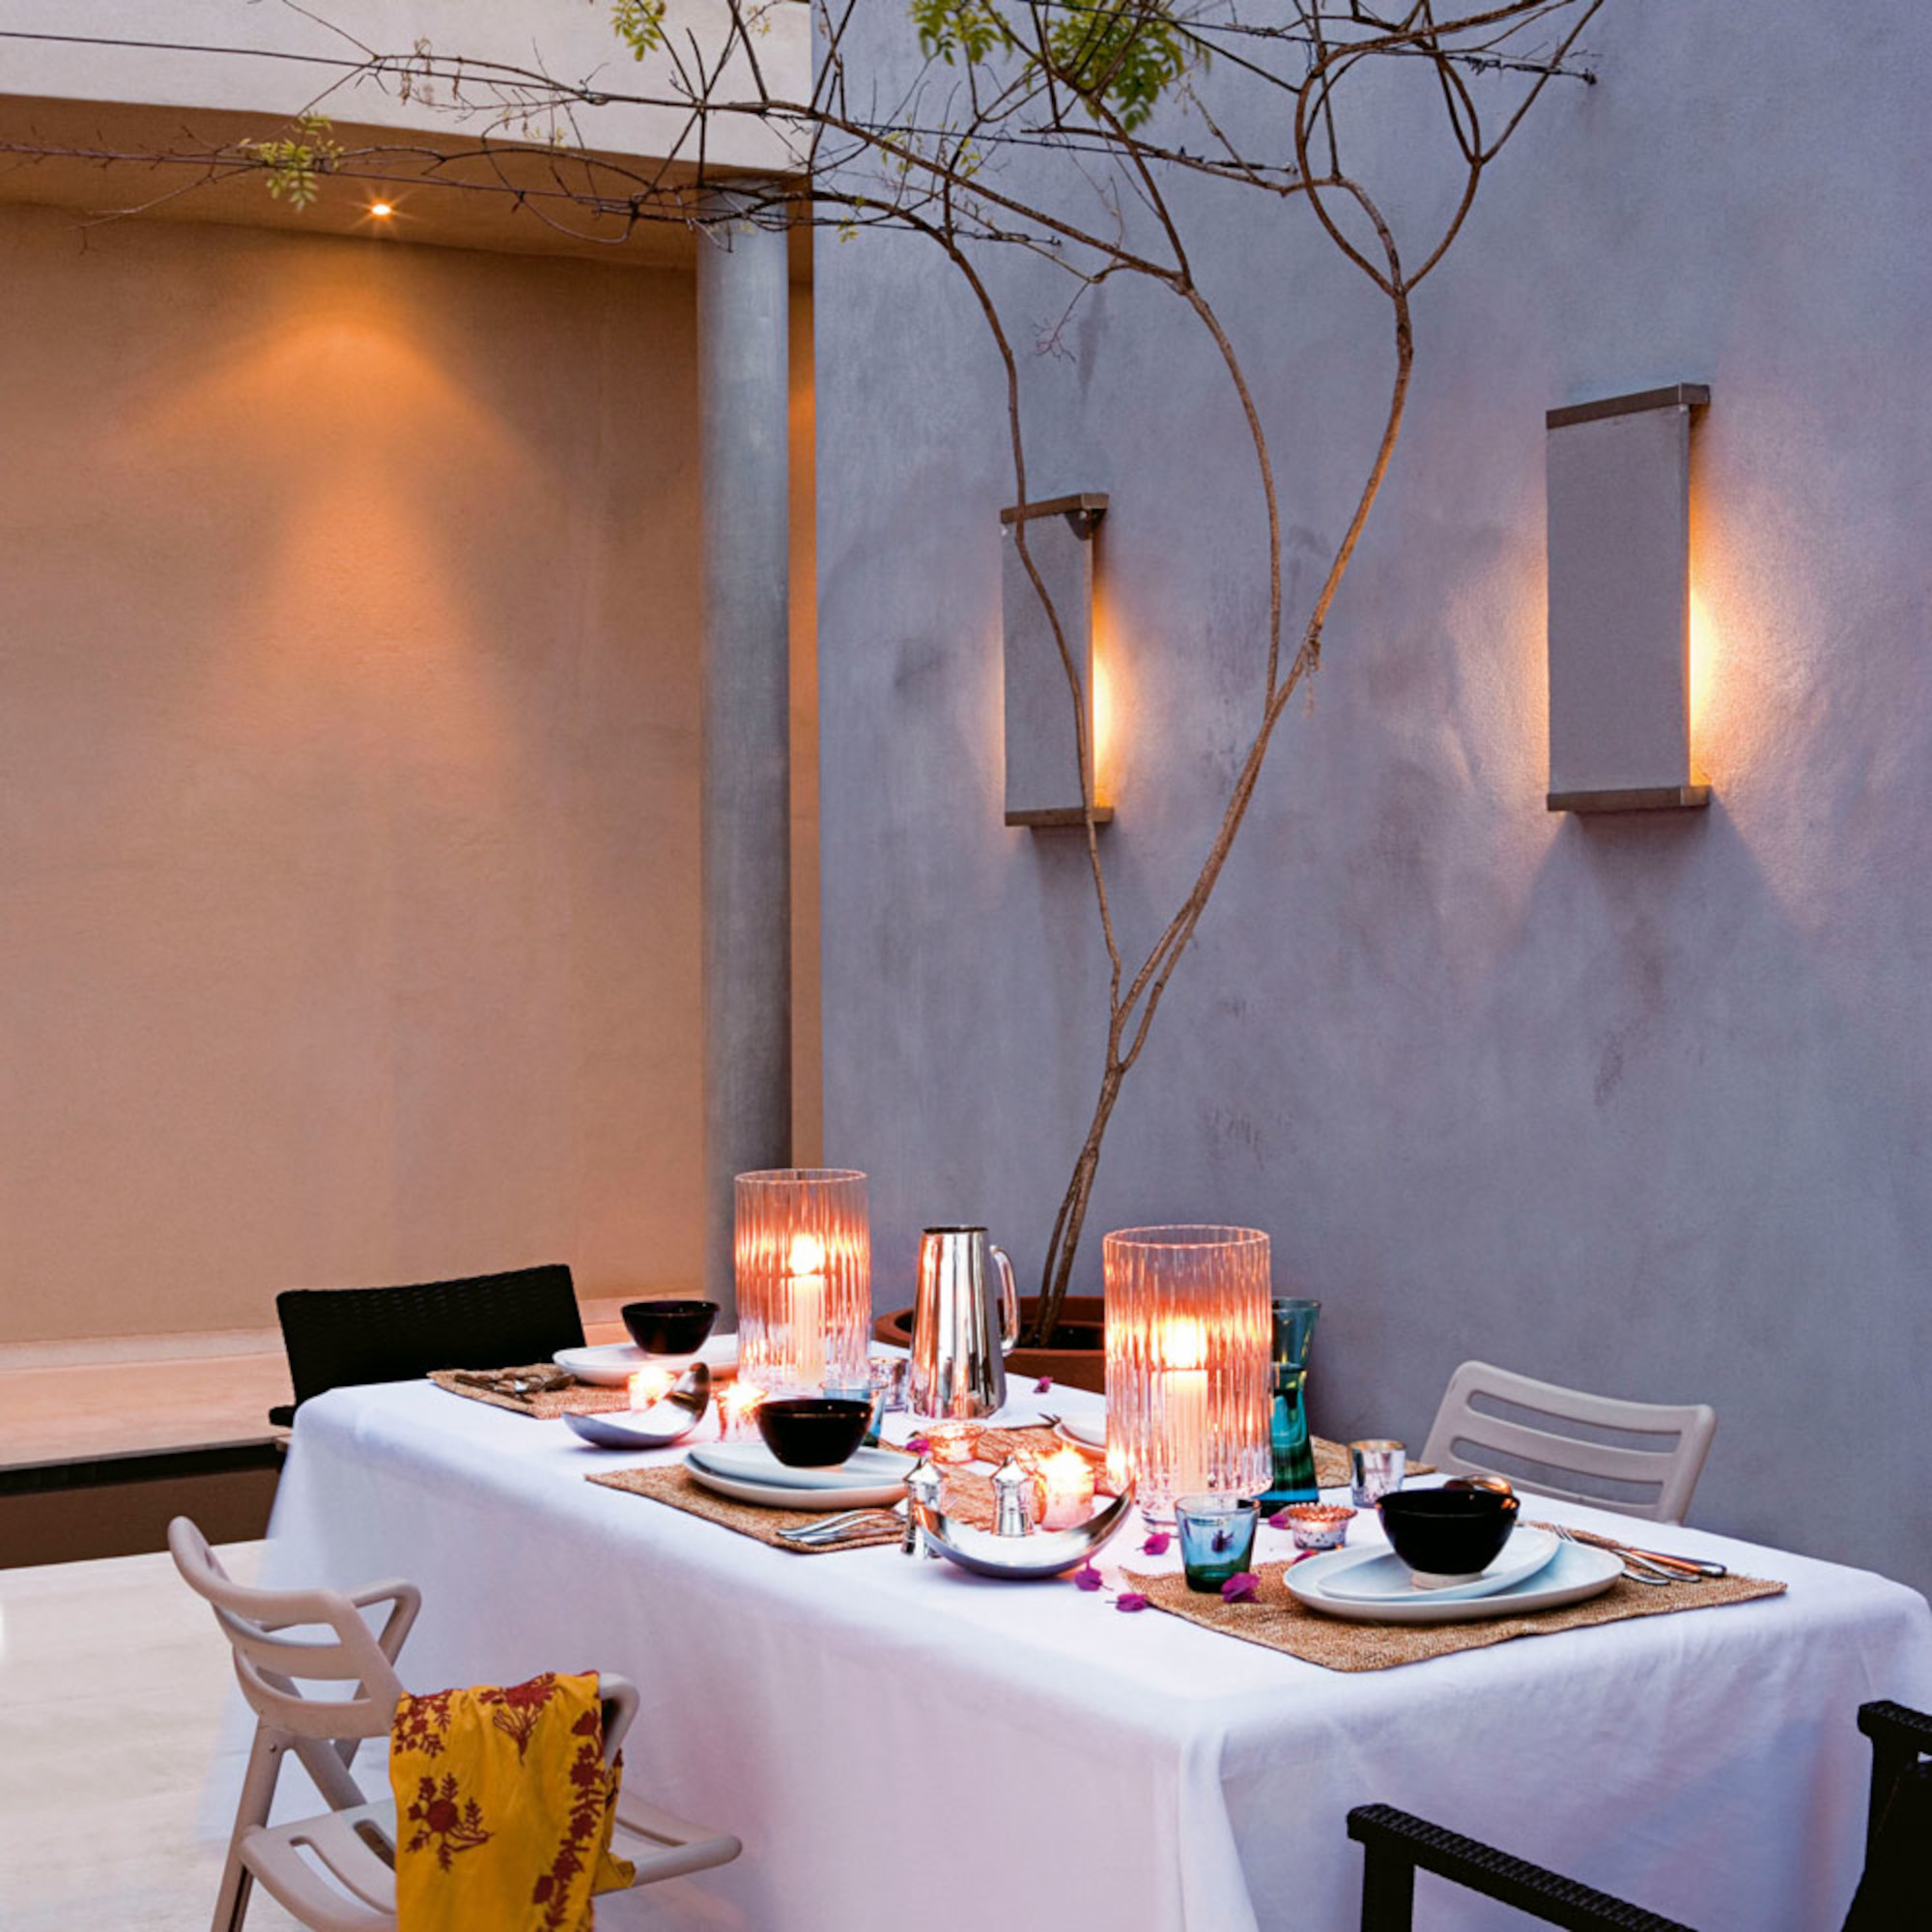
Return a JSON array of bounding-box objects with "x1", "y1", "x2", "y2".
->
[
  {"x1": 754, "y1": 1397, "x2": 872, "y2": 1468},
  {"x1": 621, "y1": 1299, "x2": 720, "y2": 1355}
]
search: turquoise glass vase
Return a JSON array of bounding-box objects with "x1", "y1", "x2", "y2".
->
[{"x1": 1258, "y1": 1297, "x2": 1321, "y2": 1508}]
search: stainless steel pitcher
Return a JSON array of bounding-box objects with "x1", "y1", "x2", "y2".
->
[{"x1": 906, "y1": 1227, "x2": 1020, "y2": 1419}]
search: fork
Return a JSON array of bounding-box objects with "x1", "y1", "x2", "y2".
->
[
  {"x1": 1551, "y1": 1523, "x2": 1674, "y2": 1585},
  {"x1": 777, "y1": 1506, "x2": 905, "y2": 1547}
]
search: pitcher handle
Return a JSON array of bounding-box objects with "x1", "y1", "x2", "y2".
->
[{"x1": 990, "y1": 1245, "x2": 1020, "y2": 1356}]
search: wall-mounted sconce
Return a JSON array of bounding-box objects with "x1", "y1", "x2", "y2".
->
[
  {"x1": 1546, "y1": 384, "x2": 1711, "y2": 813},
  {"x1": 1002, "y1": 493, "x2": 1112, "y2": 829}
]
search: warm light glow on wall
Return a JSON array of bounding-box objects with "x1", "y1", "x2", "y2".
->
[
  {"x1": 368, "y1": 201, "x2": 395, "y2": 219},
  {"x1": 1688, "y1": 586, "x2": 1717, "y2": 755},
  {"x1": 1089, "y1": 645, "x2": 1113, "y2": 800}
]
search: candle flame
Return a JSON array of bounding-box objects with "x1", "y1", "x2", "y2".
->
[
  {"x1": 786, "y1": 1232, "x2": 827, "y2": 1275},
  {"x1": 628, "y1": 1367, "x2": 675, "y2": 1410},
  {"x1": 1157, "y1": 1317, "x2": 1208, "y2": 1373},
  {"x1": 722, "y1": 1379, "x2": 766, "y2": 1419}
]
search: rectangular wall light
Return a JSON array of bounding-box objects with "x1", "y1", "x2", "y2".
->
[
  {"x1": 1546, "y1": 384, "x2": 1711, "y2": 813},
  {"x1": 1002, "y1": 493, "x2": 1112, "y2": 829}
]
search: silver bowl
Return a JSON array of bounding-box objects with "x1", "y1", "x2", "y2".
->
[
  {"x1": 911, "y1": 1484, "x2": 1135, "y2": 1579},
  {"x1": 563, "y1": 1364, "x2": 711, "y2": 1449}
]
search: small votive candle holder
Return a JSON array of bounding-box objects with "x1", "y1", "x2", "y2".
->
[
  {"x1": 1176, "y1": 1494, "x2": 1259, "y2": 1593},
  {"x1": 926, "y1": 1423, "x2": 980, "y2": 1466},
  {"x1": 719, "y1": 1380, "x2": 766, "y2": 1440},
  {"x1": 1032, "y1": 1446, "x2": 1097, "y2": 1529},
  {"x1": 1350, "y1": 1439, "x2": 1406, "y2": 1509},
  {"x1": 1276, "y1": 1501, "x2": 1355, "y2": 1550},
  {"x1": 628, "y1": 1366, "x2": 677, "y2": 1412}
]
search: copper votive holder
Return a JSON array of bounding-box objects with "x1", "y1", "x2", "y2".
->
[{"x1": 1278, "y1": 1502, "x2": 1356, "y2": 1550}]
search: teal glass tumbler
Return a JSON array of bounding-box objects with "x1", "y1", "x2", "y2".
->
[
  {"x1": 1259, "y1": 1296, "x2": 1321, "y2": 1508},
  {"x1": 1177, "y1": 1495, "x2": 1259, "y2": 1592}
]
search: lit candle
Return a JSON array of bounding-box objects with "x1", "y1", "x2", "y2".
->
[
  {"x1": 1158, "y1": 1317, "x2": 1210, "y2": 1497},
  {"x1": 628, "y1": 1366, "x2": 675, "y2": 1412},
  {"x1": 1035, "y1": 1445, "x2": 1097, "y2": 1529},
  {"x1": 926, "y1": 1422, "x2": 980, "y2": 1465},
  {"x1": 785, "y1": 1232, "x2": 828, "y2": 1388},
  {"x1": 719, "y1": 1379, "x2": 765, "y2": 1439}
]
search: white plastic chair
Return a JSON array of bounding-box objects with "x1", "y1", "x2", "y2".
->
[
  {"x1": 169, "y1": 1518, "x2": 741, "y2": 1932},
  {"x1": 1421, "y1": 1361, "x2": 1717, "y2": 1524}
]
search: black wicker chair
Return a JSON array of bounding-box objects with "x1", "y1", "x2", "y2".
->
[
  {"x1": 269, "y1": 1264, "x2": 585, "y2": 1427},
  {"x1": 1348, "y1": 1699, "x2": 1932, "y2": 1931}
]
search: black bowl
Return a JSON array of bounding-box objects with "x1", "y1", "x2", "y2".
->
[
  {"x1": 754, "y1": 1397, "x2": 872, "y2": 1469},
  {"x1": 1378, "y1": 1488, "x2": 1520, "y2": 1583},
  {"x1": 621, "y1": 1299, "x2": 720, "y2": 1355}
]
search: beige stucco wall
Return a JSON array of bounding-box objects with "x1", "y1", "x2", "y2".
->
[{"x1": 0, "y1": 198, "x2": 815, "y2": 1342}]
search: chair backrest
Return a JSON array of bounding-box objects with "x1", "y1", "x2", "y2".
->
[
  {"x1": 169, "y1": 1517, "x2": 410, "y2": 1743},
  {"x1": 1422, "y1": 1360, "x2": 1717, "y2": 1524},
  {"x1": 275, "y1": 1264, "x2": 585, "y2": 1411}
]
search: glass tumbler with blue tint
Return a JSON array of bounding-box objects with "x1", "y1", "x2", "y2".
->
[
  {"x1": 1176, "y1": 1494, "x2": 1260, "y2": 1592},
  {"x1": 1258, "y1": 1297, "x2": 1321, "y2": 1508}
]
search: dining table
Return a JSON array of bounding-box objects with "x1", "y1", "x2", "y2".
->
[{"x1": 247, "y1": 1357, "x2": 1932, "y2": 1931}]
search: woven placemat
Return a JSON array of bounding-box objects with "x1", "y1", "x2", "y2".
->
[
  {"x1": 429, "y1": 1367, "x2": 635, "y2": 1420},
  {"x1": 588, "y1": 1464, "x2": 999, "y2": 1553},
  {"x1": 1122, "y1": 1557, "x2": 1785, "y2": 1671}
]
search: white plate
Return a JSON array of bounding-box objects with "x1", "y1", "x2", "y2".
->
[
  {"x1": 1287, "y1": 1538, "x2": 1622, "y2": 1624},
  {"x1": 1317, "y1": 1527, "x2": 1561, "y2": 1605},
  {"x1": 554, "y1": 1335, "x2": 739, "y2": 1387},
  {"x1": 1056, "y1": 1412, "x2": 1106, "y2": 1450},
  {"x1": 687, "y1": 1444, "x2": 913, "y2": 1492},
  {"x1": 683, "y1": 1451, "x2": 908, "y2": 1513}
]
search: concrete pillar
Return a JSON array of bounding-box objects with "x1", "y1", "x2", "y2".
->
[{"x1": 697, "y1": 191, "x2": 792, "y2": 1318}]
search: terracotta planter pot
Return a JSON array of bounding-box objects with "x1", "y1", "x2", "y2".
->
[{"x1": 872, "y1": 1293, "x2": 1107, "y2": 1396}]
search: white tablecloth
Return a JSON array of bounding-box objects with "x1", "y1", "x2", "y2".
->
[{"x1": 254, "y1": 1376, "x2": 1932, "y2": 1931}]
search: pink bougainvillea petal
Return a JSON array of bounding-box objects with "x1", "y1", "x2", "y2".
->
[
  {"x1": 1116, "y1": 1592, "x2": 1150, "y2": 1613},
  {"x1": 1073, "y1": 1563, "x2": 1104, "y2": 1592},
  {"x1": 1266, "y1": 1510, "x2": 1295, "y2": 1531},
  {"x1": 907, "y1": 1435, "x2": 931, "y2": 1456},
  {"x1": 1140, "y1": 1530, "x2": 1173, "y2": 1556},
  {"x1": 1221, "y1": 1572, "x2": 1261, "y2": 1604},
  {"x1": 1033, "y1": 1375, "x2": 1054, "y2": 1394}
]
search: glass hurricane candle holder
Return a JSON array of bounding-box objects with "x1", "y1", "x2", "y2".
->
[
  {"x1": 735, "y1": 1169, "x2": 870, "y2": 1393},
  {"x1": 1103, "y1": 1225, "x2": 1271, "y2": 1525}
]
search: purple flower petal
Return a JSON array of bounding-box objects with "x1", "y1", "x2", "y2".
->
[
  {"x1": 1116, "y1": 1592, "x2": 1150, "y2": 1613},
  {"x1": 1140, "y1": 1530, "x2": 1173, "y2": 1556},
  {"x1": 907, "y1": 1434, "x2": 931, "y2": 1456},
  {"x1": 1033, "y1": 1375, "x2": 1054, "y2": 1394},
  {"x1": 1221, "y1": 1572, "x2": 1261, "y2": 1604},
  {"x1": 1267, "y1": 1510, "x2": 1295, "y2": 1532},
  {"x1": 1073, "y1": 1563, "x2": 1104, "y2": 1592}
]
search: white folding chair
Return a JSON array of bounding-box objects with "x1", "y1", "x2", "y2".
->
[
  {"x1": 1421, "y1": 1361, "x2": 1717, "y2": 1524},
  {"x1": 169, "y1": 1517, "x2": 740, "y2": 1932}
]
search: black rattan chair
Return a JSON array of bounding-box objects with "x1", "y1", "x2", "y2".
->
[
  {"x1": 269, "y1": 1264, "x2": 585, "y2": 1427},
  {"x1": 1348, "y1": 1699, "x2": 1932, "y2": 1931}
]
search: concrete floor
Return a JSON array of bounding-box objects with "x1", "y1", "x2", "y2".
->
[{"x1": 0, "y1": 1541, "x2": 304, "y2": 1932}]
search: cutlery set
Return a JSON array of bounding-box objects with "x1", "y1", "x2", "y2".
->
[{"x1": 1548, "y1": 1523, "x2": 1727, "y2": 1586}]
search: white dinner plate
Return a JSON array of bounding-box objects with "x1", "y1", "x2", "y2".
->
[
  {"x1": 683, "y1": 1449, "x2": 909, "y2": 1513},
  {"x1": 554, "y1": 1335, "x2": 739, "y2": 1387},
  {"x1": 687, "y1": 1444, "x2": 913, "y2": 1492},
  {"x1": 1316, "y1": 1527, "x2": 1561, "y2": 1605},
  {"x1": 1056, "y1": 1411, "x2": 1107, "y2": 1451},
  {"x1": 1287, "y1": 1538, "x2": 1622, "y2": 1624}
]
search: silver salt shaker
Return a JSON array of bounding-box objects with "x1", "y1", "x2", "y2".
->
[
  {"x1": 902, "y1": 1456, "x2": 942, "y2": 1559},
  {"x1": 991, "y1": 1457, "x2": 1032, "y2": 1538}
]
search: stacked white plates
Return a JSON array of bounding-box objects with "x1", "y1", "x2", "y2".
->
[
  {"x1": 1286, "y1": 1530, "x2": 1620, "y2": 1624},
  {"x1": 554, "y1": 1335, "x2": 739, "y2": 1386},
  {"x1": 683, "y1": 1443, "x2": 912, "y2": 1512}
]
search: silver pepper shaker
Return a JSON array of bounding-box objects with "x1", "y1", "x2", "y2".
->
[
  {"x1": 991, "y1": 1457, "x2": 1032, "y2": 1538},
  {"x1": 901, "y1": 1456, "x2": 942, "y2": 1559}
]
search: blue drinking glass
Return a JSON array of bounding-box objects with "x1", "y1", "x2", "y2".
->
[{"x1": 1176, "y1": 1494, "x2": 1259, "y2": 1592}]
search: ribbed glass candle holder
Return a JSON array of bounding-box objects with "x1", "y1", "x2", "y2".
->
[
  {"x1": 735, "y1": 1169, "x2": 870, "y2": 1394},
  {"x1": 1103, "y1": 1225, "x2": 1271, "y2": 1524}
]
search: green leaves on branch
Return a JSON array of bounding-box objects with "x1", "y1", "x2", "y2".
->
[
  {"x1": 242, "y1": 115, "x2": 341, "y2": 209},
  {"x1": 912, "y1": 0, "x2": 1009, "y2": 65},
  {"x1": 909, "y1": 1, "x2": 1197, "y2": 132},
  {"x1": 611, "y1": 0, "x2": 668, "y2": 59}
]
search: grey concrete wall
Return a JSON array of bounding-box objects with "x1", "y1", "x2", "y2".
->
[{"x1": 814, "y1": 5, "x2": 1932, "y2": 1591}]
